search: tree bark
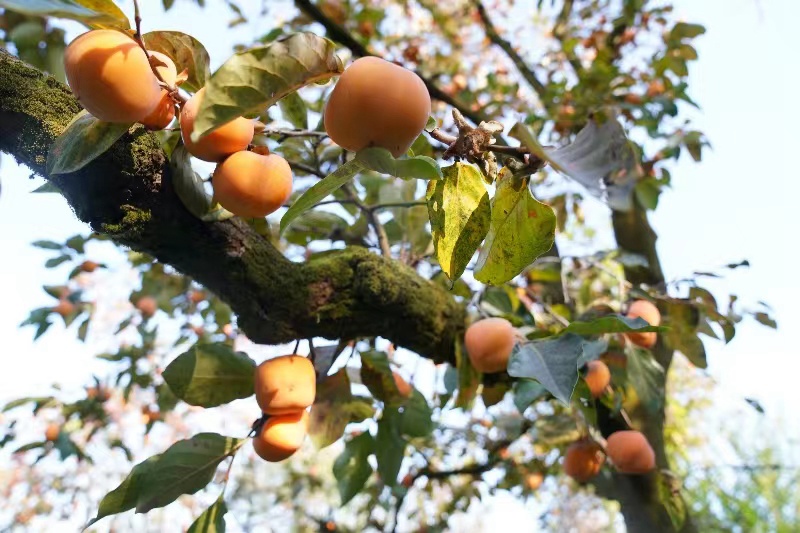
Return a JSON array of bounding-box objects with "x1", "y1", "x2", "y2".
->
[{"x1": 0, "y1": 48, "x2": 464, "y2": 364}]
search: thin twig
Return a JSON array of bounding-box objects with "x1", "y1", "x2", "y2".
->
[
  {"x1": 473, "y1": 1, "x2": 547, "y2": 98},
  {"x1": 131, "y1": 0, "x2": 187, "y2": 104},
  {"x1": 257, "y1": 128, "x2": 329, "y2": 139}
]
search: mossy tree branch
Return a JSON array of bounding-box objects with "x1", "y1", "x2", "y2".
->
[{"x1": 0, "y1": 49, "x2": 464, "y2": 363}]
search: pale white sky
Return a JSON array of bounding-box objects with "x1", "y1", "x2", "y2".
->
[{"x1": 0, "y1": 0, "x2": 798, "y2": 529}]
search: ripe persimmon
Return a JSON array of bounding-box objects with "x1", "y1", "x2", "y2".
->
[
  {"x1": 564, "y1": 439, "x2": 605, "y2": 482},
  {"x1": 253, "y1": 410, "x2": 309, "y2": 462},
  {"x1": 525, "y1": 472, "x2": 544, "y2": 491},
  {"x1": 140, "y1": 51, "x2": 178, "y2": 130},
  {"x1": 180, "y1": 87, "x2": 254, "y2": 162},
  {"x1": 44, "y1": 423, "x2": 60, "y2": 442},
  {"x1": 583, "y1": 360, "x2": 611, "y2": 398},
  {"x1": 324, "y1": 56, "x2": 431, "y2": 157},
  {"x1": 464, "y1": 317, "x2": 517, "y2": 374},
  {"x1": 64, "y1": 30, "x2": 162, "y2": 123},
  {"x1": 53, "y1": 299, "x2": 75, "y2": 318},
  {"x1": 136, "y1": 296, "x2": 158, "y2": 319},
  {"x1": 393, "y1": 372, "x2": 412, "y2": 398},
  {"x1": 625, "y1": 299, "x2": 661, "y2": 348},
  {"x1": 254, "y1": 355, "x2": 316, "y2": 415},
  {"x1": 606, "y1": 430, "x2": 656, "y2": 474},
  {"x1": 80, "y1": 260, "x2": 99, "y2": 273},
  {"x1": 212, "y1": 151, "x2": 293, "y2": 218}
]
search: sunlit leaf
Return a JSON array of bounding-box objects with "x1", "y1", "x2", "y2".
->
[
  {"x1": 192, "y1": 32, "x2": 343, "y2": 140},
  {"x1": 142, "y1": 31, "x2": 211, "y2": 93},
  {"x1": 0, "y1": 0, "x2": 130, "y2": 29},
  {"x1": 426, "y1": 163, "x2": 490, "y2": 282},
  {"x1": 309, "y1": 369, "x2": 375, "y2": 449},
  {"x1": 162, "y1": 343, "x2": 256, "y2": 408},
  {"x1": 562, "y1": 315, "x2": 665, "y2": 336},
  {"x1": 474, "y1": 171, "x2": 556, "y2": 285},
  {"x1": 333, "y1": 432, "x2": 374, "y2": 505},
  {"x1": 356, "y1": 147, "x2": 442, "y2": 180},
  {"x1": 187, "y1": 496, "x2": 227, "y2": 533}
]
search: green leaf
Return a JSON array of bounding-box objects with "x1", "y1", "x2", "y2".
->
[
  {"x1": 192, "y1": 32, "x2": 343, "y2": 140},
  {"x1": 162, "y1": 343, "x2": 256, "y2": 408},
  {"x1": 507, "y1": 334, "x2": 599, "y2": 404},
  {"x1": 278, "y1": 91, "x2": 308, "y2": 130},
  {"x1": 376, "y1": 409, "x2": 406, "y2": 486},
  {"x1": 426, "y1": 163, "x2": 490, "y2": 282},
  {"x1": 562, "y1": 315, "x2": 665, "y2": 336},
  {"x1": 663, "y1": 300, "x2": 707, "y2": 368},
  {"x1": 359, "y1": 350, "x2": 406, "y2": 406},
  {"x1": 753, "y1": 311, "x2": 777, "y2": 329},
  {"x1": 142, "y1": 31, "x2": 211, "y2": 93},
  {"x1": 455, "y1": 337, "x2": 480, "y2": 409},
  {"x1": 0, "y1": 0, "x2": 130, "y2": 29},
  {"x1": 3, "y1": 396, "x2": 56, "y2": 413},
  {"x1": 31, "y1": 182, "x2": 61, "y2": 193},
  {"x1": 187, "y1": 496, "x2": 227, "y2": 533},
  {"x1": 32, "y1": 240, "x2": 63, "y2": 250},
  {"x1": 473, "y1": 172, "x2": 556, "y2": 285},
  {"x1": 333, "y1": 432, "x2": 374, "y2": 505},
  {"x1": 309, "y1": 369, "x2": 375, "y2": 449},
  {"x1": 356, "y1": 147, "x2": 442, "y2": 180},
  {"x1": 45, "y1": 254, "x2": 71, "y2": 268},
  {"x1": 400, "y1": 390, "x2": 434, "y2": 438},
  {"x1": 90, "y1": 433, "x2": 242, "y2": 525},
  {"x1": 170, "y1": 145, "x2": 234, "y2": 222},
  {"x1": 670, "y1": 22, "x2": 706, "y2": 41},
  {"x1": 279, "y1": 158, "x2": 364, "y2": 234},
  {"x1": 625, "y1": 346, "x2": 665, "y2": 413},
  {"x1": 46, "y1": 111, "x2": 131, "y2": 175},
  {"x1": 513, "y1": 379, "x2": 546, "y2": 413}
]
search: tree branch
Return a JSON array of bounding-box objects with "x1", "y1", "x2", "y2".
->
[
  {"x1": 293, "y1": 0, "x2": 486, "y2": 125},
  {"x1": 0, "y1": 49, "x2": 464, "y2": 364}
]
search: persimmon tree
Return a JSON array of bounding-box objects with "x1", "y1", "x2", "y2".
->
[{"x1": 0, "y1": 0, "x2": 778, "y2": 531}]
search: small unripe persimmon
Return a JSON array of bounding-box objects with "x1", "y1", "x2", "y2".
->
[
  {"x1": 625, "y1": 299, "x2": 661, "y2": 348},
  {"x1": 606, "y1": 430, "x2": 656, "y2": 474},
  {"x1": 44, "y1": 423, "x2": 60, "y2": 442},
  {"x1": 525, "y1": 472, "x2": 544, "y2": 491},
  {"x1": 64, "y1": 30, "x2": 162, "y2": 123},
  {"x1": 583, "y1": 360, "x2": 611, "y2": 398},
  {"x1": 464, "y1": 317, "x2": 517, "y2": 374},
  {"x1": 254, "y1": 355, "x2": 316, "y2": 415},
  {"x1": 393, "y1": 372, "x2": 412, "y2": 398},
  {"x1": 253, "y1": 410, "x2": 309, "y2": 462},
  {"x1": 140, "y1": 51, "x2": 178, "y2": 130},
  {"x1": 212, "y1": 151, "x2": 293, "y2": 218},
  {"x1": 53, "y1": 299, "x2": 75, "y2": 318},
  {"x1": 136, "y1": 296, "x2": 158, "y2": 319},
  {"x1": 180, "y1": 87, "x2": 254, "y2": 162},
  {"x1": 324, "y1": 56, "x2": 431, "y2": 157},
  {"x1": 564, "y1": 439, "x2": 605, "y2": 482}
]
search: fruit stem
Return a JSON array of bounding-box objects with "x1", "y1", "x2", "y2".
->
[{"x1": 131, "y1": 0, "x2": 187, "y2": 105}]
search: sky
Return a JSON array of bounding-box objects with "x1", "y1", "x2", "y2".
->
[{"x1": 0, "y1": 0, "x2": 799, "y2": 529}]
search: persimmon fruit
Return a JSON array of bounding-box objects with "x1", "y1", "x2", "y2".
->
[
  {"x1": 136, "y1": 296, "x2": 158, "y2": 319},
  {"x1": 212, "y1": 151, "x2": 293, "y2": 218},
  {"x1": 180, "y1": 87, "x2": 254, "y2": 162},
  {"x1": 253, "y1": 410, "x2": 309, "y2": 462},
  {"x1": 254, "y1": 355, "x2": 316, "y2": 415},
  {"x1": 564, "y1": 439, "x2": 605, "y2": 482},
  {"x1": 525, "y1": 472, "x2": 544, "y2": 491},
  {"x1": 53, "y1": 299, "x2": 75, "y2": 317},
  {"x1": 44, "y1": 423, "x2": 60, "y2": 442},
  {"x1": 464, "y1": 317, "x2": 517, "y2": 374},
  {"x1": 393, "y1": 372, "x2": 412, "y2": 398},
  {"x1": 606, "y1": 430, "x2": 656, "y2": 474},
  {"x1": 584, "y1": 360, "x2": 611, "y2": 398},
  {"x1": 64, "y1": 30, "x2": 162, "y2": 123},
  {"x1": 324, "y1": 56, "x2": 431, "y2": 157},
  {"x1": 140, "y1": 51, "x2": 178, "y2": 130},
  {"x1": 80, "y1": 260, "x2": 99, "y2": 273},
  {"x1": 625, "y1": 299, "x2": 661, "y2": 348}
]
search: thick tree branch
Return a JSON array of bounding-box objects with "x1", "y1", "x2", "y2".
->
[
  {"x1": 0, "y1": 49, "x2": 464, "y2": 364},
  {"x1": 293, "y1": 0, "x2": 486, "y2": 125}
]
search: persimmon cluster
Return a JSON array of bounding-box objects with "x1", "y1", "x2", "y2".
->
[
  {"x1": 252, "y1": 355, "x2": 316, "y2": 462},
  {"x1": 63, "y1": 30, "x2": 293, "y2": 219}
]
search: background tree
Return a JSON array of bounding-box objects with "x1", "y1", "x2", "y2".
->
[{"x1": 0, "y1": 0, "x2": 788, "y2": 532}]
